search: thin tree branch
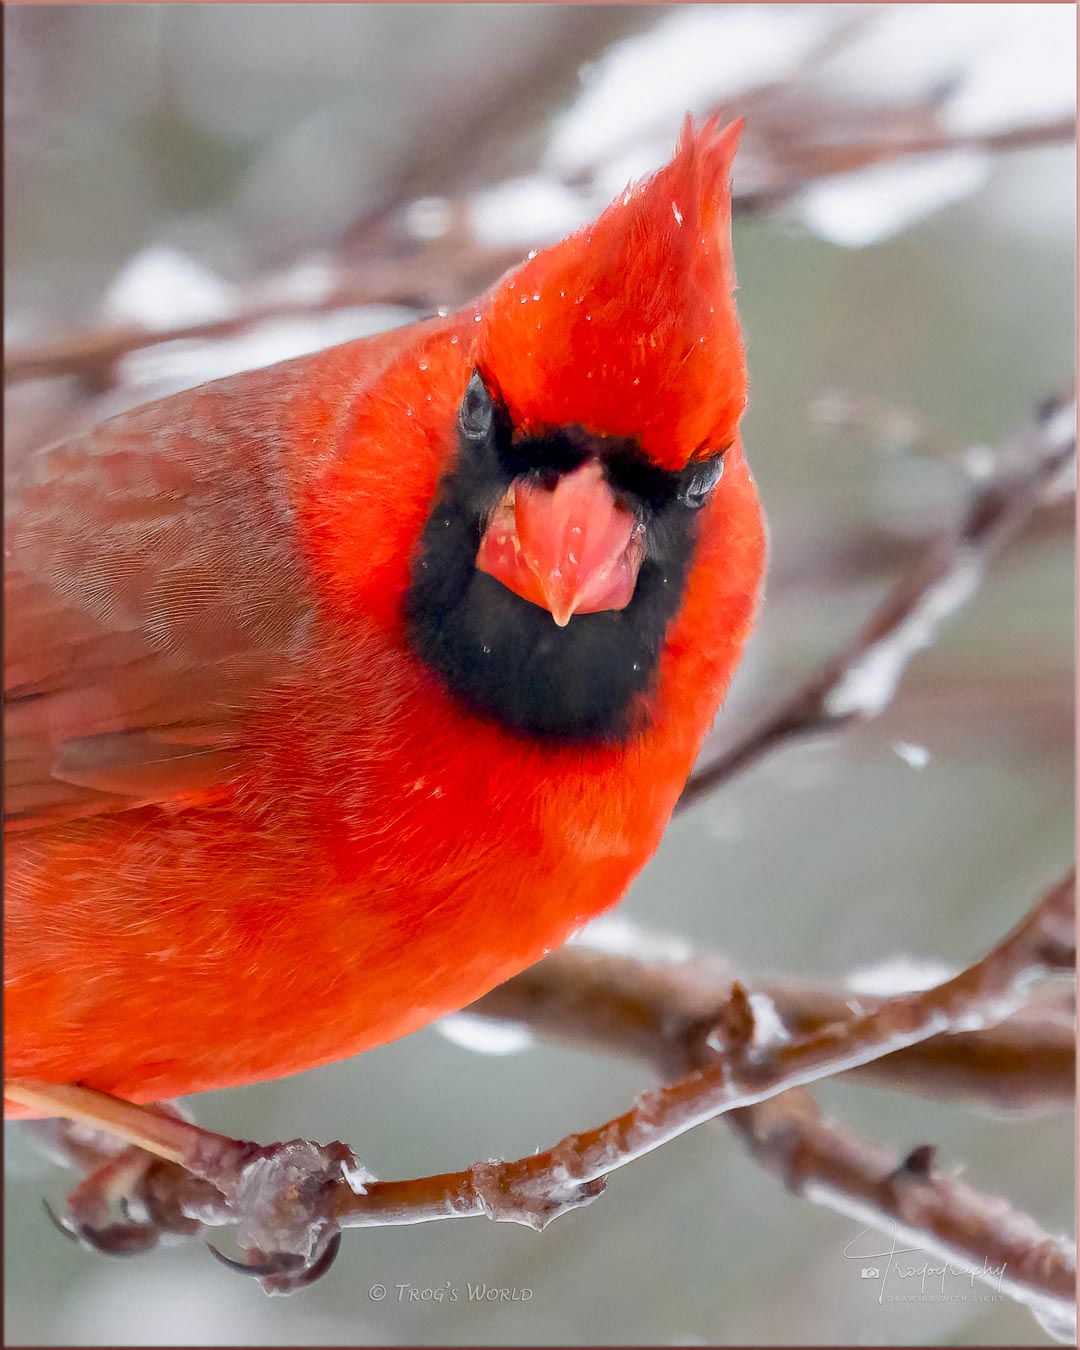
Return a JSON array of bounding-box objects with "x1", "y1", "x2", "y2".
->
[
  {"x1": 363, "y1": 871, "x2": 1071, "y2": 1336},
  {"x1": 476, "y1": 941, "x2": 1076, "y2": 1116},
  {"x1": 333, "y1": 868, "x2": 1080, "y2": 1323},
  {"x1": 678, "y1": 391, "x2": 1077, "y2": 810},
  {"x1": 729, "y1": 1091, "x2": 1076, "y2": 1344},
  {"x1": 732, "y1": 115, "x2": 1076, "y2": 215},
  {"x1": 1, "y1": 244, "x2": 522, "y2": 390},
  {"x1": 477, "y1": 926, "x2": 1076, "y2": 1334}
]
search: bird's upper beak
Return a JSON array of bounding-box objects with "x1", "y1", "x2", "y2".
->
[{"x1": 476, "y1": 459, "x2": 645, "y2": 626}]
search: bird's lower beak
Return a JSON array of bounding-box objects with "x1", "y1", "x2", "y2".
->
[{"x1": 476, "y1": 459, "x2": 645, "y2": 627}]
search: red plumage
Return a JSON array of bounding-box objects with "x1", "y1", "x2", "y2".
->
[{"x1": 4, "y1": 118, "x2": 765, "y2": 1112}]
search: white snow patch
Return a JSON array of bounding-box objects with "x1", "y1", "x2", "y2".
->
[
  {"x1": 705, "y1": 990, "x2": 790, "y2": 1055},
  {"x1": 569, "y1": 913, "x2": 695, "y2": 965},
  {"x1": 796, "y1": 152, "x2": 990, "y2": 249},
  {"x1": 747, "y1": 992, "x2": 791, "y2": 1049},
  {"x1": 892, "y1": 740, "x2": 931, "y2": 770},
  {"x1": 823, "y1": 557, "x2": 982, "y2": 719},
  {"x1": 545, "y1": 6, "x2": 832, "y2": 178},
  {"x1": 404, "y1": 196, "x2": 453, "y2": 242},
  {"x1": 1042, "y1": 399, "x2": 1078, "y2": 458},
  {"x1": 1031, "y1": 1292, "x2": 1080, "y2": 1346},
  {"x1": 258, "y1": 254, "x2": 337, "y2": 305},
  {"x1": 590, "y1": 136, "x2": 680, "y2": 206},
  {"x1": 103, "y1": 245, "x2": 234, "y2": 331},
  {"x1": 436, "y1": 1012, "x2": 536, "y2": 1057},
  {"x1": 942, "y1": 5, "x2": 1075, "y2": 134},
  {"x1": 115, "y1": 305, "x2": 414, "y2": 398},
  {"x1": 819, "y1": 3, "x2": 1073, "y2": 123},
  {"x1": 340, "y1": 1156, "x2": 372, "y2": 1194},
  {"x1": 467, "y1": 176, "x2": 592, "y2": 249},
  {"x1": 846, "y1": 955, "x2": 955, "y2": 996},
  {"x1": 962, "y1": 444, "x2": 997, "y2": 482}
]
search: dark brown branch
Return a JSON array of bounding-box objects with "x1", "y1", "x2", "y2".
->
[
  {"x1": 474, "y1": 876, "x2": 1075, "y2": 1338},
  {"x1": 679, "y1": 391, "x2": 1077, "y2": 810},
  {"x1": 479, "y1": 933, "x2": 1075, "y2": 1328},
  {"x1": 328, "y1": 864, "x2": 1080, "y2": 1338}
]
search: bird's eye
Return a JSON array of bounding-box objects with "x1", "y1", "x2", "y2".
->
[
  {"x1": 459, "y1": 370, "x2": 495, "y2": 442},
  {"x1": 679, "y1": 454, "x2": 725, "y2": 509}
]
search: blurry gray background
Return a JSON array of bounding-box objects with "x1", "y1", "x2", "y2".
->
[{"x1": 4, "y1": 4, "x2": 1075, "y2": 1346}]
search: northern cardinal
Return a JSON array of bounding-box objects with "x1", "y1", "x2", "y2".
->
[{"x1": 5, "y1": 118, "x2": 765, "y2": 1119}]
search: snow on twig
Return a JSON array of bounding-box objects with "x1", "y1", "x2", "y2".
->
[{"x1": 678, "y1": 390, "x2": 1077, "y2": 810}]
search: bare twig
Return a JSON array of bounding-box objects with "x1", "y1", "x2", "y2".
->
[
  {"x1": 473, "y1": 873, "x2": 1075, "y2": 1338},
  {"x1": 679, "y1": 392, "x2": 1077, "y2": 809},
  {"x1": 476, "y1": 921, "x2": 1075, "y2": 1331},
  {"x1": 301, "y1": 860, "x2": 1080, "y2": 1336},
  {"x1": 771, "y1": 984, "x2": 1075, "y2": 1114}
]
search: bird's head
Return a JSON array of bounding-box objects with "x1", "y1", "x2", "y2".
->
[
  {"x1": 471, "y1": 116, "x2": 745, "y2": 628},
  {"x1": 407, "y1": 117, "x2": 756, "y2": 744}
]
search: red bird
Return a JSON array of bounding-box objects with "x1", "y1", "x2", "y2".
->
[{"x1": 5, "y1": 122, "x2": 764, "y2": 1134}]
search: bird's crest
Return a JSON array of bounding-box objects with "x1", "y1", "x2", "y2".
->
[{"x1": 477, "y1": 117, "x2": 746, "y2": 472}]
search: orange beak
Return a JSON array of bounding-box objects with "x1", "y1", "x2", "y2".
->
[{"x1": 476, "y1": 459, "x2": 645, "y2": 626}]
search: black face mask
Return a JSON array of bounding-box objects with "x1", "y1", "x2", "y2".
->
[{"x1": 404, "y1": 372, "x2": 725, "y2": 745}]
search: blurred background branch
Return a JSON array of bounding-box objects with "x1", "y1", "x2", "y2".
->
[
  {"x1": 679, "y1": 389, "x2": 1077, "y2": 807},
  {"x1": 5, "y1": 115, "x2": 1071, "y2": 393}
]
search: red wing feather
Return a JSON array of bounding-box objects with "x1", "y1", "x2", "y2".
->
[{"x1": 4, "y1": 357, "x2": 323, "y2": 831}]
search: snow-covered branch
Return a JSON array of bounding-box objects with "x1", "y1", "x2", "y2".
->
[{"x1": 679, "y1": 390, "x2": 1077, "y2": 810}]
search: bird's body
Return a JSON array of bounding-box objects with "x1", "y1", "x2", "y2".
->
[{"x1": 5, "y1": 120, "x2": 765, "y2": 1111}]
